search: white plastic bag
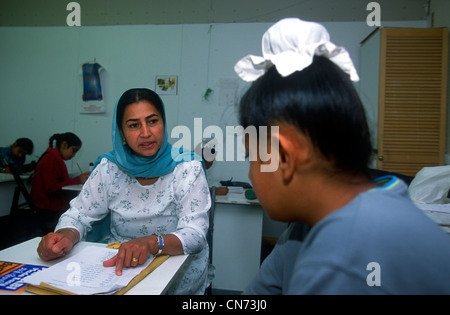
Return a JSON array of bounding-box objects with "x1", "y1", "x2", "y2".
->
[{"x1": 408, "y1": 166, "x2": 450, "y2": 205}]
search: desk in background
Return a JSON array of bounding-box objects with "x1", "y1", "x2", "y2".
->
[
  {"x1": 0, "y1": 173, "x2": 16, "y2": 183},
  {"x1": 1, "y1": 177, "x2": 82, "y2": 217},
  {"x1": 0, "y1": 173, "x2": 30, "y2": 217},
  {"x1": 0, "y1": 237, "x2": 189, "y2": 295},
  {"x1": 212, "y1": 192, "x2": 263, "y2": 292}
]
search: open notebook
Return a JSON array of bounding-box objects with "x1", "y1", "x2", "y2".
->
[{"x1": 23, "y1": 246, "x2": 168, "y2": 295}]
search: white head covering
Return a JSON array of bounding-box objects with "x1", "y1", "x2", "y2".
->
[{"x1": 234, "y1": 18, "x2": 359, "y2": 82}]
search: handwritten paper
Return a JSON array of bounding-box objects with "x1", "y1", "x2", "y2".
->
[{"x1": 23, "y1": 246, "x2": 154, "y2": 295}]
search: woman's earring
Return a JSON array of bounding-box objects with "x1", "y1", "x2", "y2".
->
[{"x1": 122, "y1": 137, "x2": 126, "y2": 145}]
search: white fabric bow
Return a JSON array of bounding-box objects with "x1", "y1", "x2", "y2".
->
[{"x1": 234, "y1": 18, "x2": 359, "y2": 82}]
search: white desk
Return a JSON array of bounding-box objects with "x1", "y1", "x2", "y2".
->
[
  {"x1": 0, "y1": 173, "x2": 31, "y2": 183},
  {"x1": 0, "y1": 173, "x2": 15, "y2": 183},
  {"x1": 212, "y1": 193, "x2": 263, "y2": 291},
  {"x1": 0, "y1": 237, "x2": 189, "y2": 295},
  {"x1": 216, "y1": 194, "x2": 260, "y2": 206}
]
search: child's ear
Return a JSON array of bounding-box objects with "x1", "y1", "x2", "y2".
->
[
  {"x1": 276, "y1": 133, "x2": 295, "y2": 184},
  {"x1": 277, "y1": 128, "x2": 312, "y2": 184}
]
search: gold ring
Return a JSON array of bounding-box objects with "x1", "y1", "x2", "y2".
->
[{"x1": 132, "y1": 257, "x2": 138, "y2": 262}]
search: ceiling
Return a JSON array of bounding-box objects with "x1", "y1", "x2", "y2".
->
[{"x1": 0, "y1": 0, "x2": 429, "y2": 26}]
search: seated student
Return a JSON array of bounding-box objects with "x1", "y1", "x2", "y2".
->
[
  {"x1": 0, "y1": 138, "x2": 34, "y2": 172},
  {"x1": 234, "y1": 18, "x2": 450, "y2": 294},
  {"x1": 31, "y1": 132, "x2": 90, "y2": 233},
  {"x1": 36, "y1": 88, "x2": 213, "y2": 295}
]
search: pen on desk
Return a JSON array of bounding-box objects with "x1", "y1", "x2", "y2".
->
[
  {"x1": 2, "y1": 158, "x2": 9, "y2": 171},
  {"x1": 77, "y1": 162, "x2": 83, "y2": 174},
  {"x1": 1, "y1": 158, "x2": 7, "y2": 171}
]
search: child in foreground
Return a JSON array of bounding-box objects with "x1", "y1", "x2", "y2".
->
[{"x1": 235, "y1": 18, "x2": 450, "y2": 294}]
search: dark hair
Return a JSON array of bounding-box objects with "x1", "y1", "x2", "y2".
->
[
  {"x1": 116, "y1": 88, "x2": 166, "y2": 130},
  {"x1": 15, "y1": 138, "x2": 34, "y2": 154},
  {"x1": 239, "y1": 55, "x2": 372, "y2": 175},
  {"x1": 49, "y1": 132, "x2": 82, "y2": 149}
]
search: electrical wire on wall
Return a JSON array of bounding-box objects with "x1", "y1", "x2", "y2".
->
[{"x1": 203, "y1": 24, "x2": 214, "y2": 101}]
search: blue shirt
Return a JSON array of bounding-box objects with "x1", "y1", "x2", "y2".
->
[
  {"x1": 0, "y1": 146, "x2": 25, "y2": 169},
  {"x1": 245, "y1": 176, "x2": 450, "y2": 294}
]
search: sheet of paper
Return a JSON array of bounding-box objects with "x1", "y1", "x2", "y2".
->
[{"x1": 23, "y1": 246, "x2": 154, "y2": 295}]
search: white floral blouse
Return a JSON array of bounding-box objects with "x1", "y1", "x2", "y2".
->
[{"x1": 56, "y1": 158, "x2": 212, "y2": 294}]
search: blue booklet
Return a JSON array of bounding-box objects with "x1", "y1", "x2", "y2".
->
[{"x1": 0, "y1": 261, "x2": 47, "y2": 293}]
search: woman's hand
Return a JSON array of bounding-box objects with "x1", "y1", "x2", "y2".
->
[
  {"x1": 103, "y1": 236, "x2": 157, "y2": 276},
  {"x1": 37, "y1": 231, "x2": 77, "y2": 261}
]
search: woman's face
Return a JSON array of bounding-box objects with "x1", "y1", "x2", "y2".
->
[{"x1": 121, "y1": 100, "x2": 165, "y2": 157}]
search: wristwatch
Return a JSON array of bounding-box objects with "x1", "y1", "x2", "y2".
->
[{"x1": 156, "y1": 235, "x2": 164, "y2": 255}]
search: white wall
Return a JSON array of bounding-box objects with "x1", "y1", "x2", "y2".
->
[{"x1": 0, "y1": 20, "x2": 426, "y2": 186}]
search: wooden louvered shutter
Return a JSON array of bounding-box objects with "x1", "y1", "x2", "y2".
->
[{"x1": 377, "y1": 27, "x2": 448, "y2": 176}]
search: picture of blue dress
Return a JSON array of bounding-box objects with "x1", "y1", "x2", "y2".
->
[{"x1": 82, "y1": 63, "x2": 103, "y2": 101}]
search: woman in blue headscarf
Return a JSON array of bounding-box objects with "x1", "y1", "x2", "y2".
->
[{"x1": 37, "y1": 88, "x2": 213, "y2": 294}]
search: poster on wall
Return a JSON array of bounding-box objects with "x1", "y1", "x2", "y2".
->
[
  {"x1": 80, "y1": 61, "x2": 105, "y2": 113},
  {"x1": 155, "y1": 75, "x2": 178, "y2": 95}
]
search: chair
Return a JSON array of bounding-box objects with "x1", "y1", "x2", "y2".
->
[
  {"x1": 368, "y1": 168, "x2": 414, "y2": 186},
  {"x1": 4, "y1": 163, "x2": 42, "y2": 247},
  {"x1": 9, "y1": 162, "x2": 37, "y2": 215},
  {"x1": 205, "y1": 186, "x2": 216, "y2": 295}
]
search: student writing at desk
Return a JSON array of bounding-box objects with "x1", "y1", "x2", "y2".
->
[
  {"x1": 235, "y1": 18, "x2": 450, "y2": 294},
  {"x1": 0, "y1": 138, "x2": 34, "y2": 172},
  {"x1": 37, "y1": 88, "x2": 212, "y2": 295},
  {"x1": 31, "y1": 132, "x2": 90, "y2": 233}
]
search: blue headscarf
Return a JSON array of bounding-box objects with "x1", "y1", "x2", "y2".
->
[{"x1": 94, "y1": 88, "x2": 202, "y2": 178}]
